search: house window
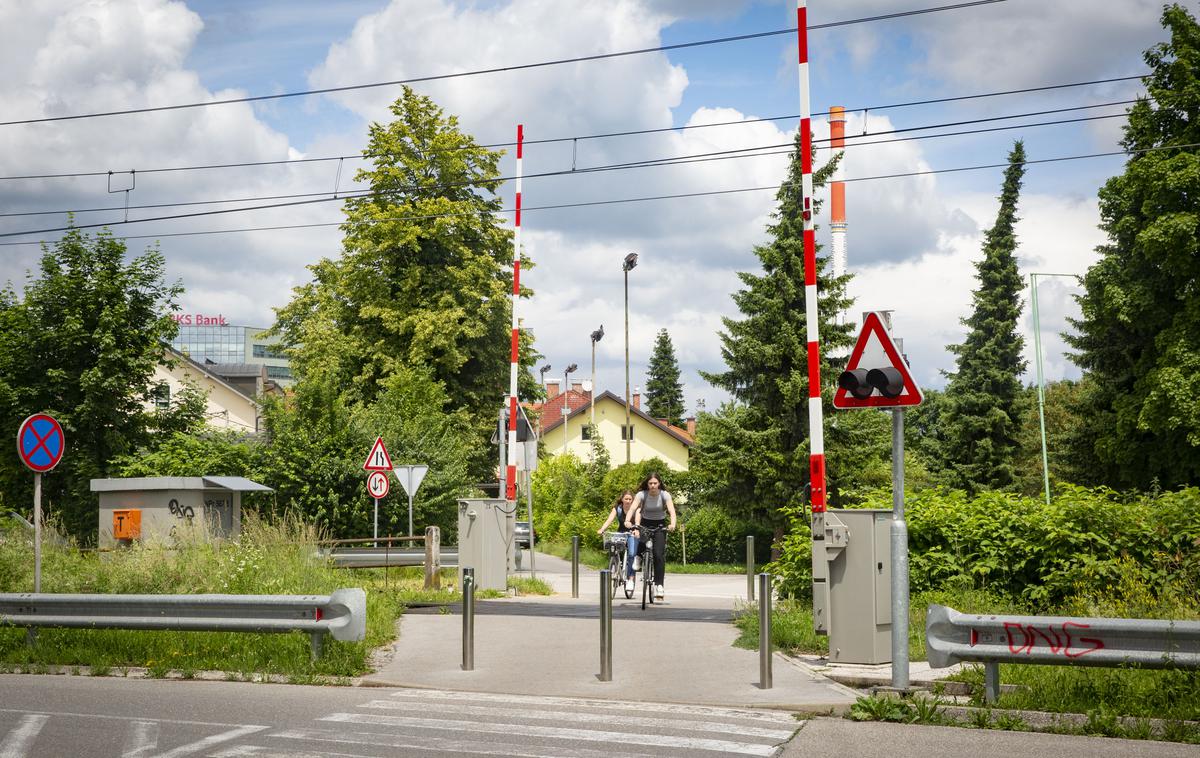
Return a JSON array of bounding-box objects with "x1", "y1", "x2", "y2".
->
[
  {"x1": 153, "y1": 383, "x2": 170, "y2": 411},
  {"x1": 621, "y1": 425, "x2": 634, "y2": 441},
  {"x1": 581, "y1": 426, "x2": 592, "y2": 440}
]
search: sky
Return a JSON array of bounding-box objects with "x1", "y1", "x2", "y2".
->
[{"x1": 0, "y1": 0, "x2": 1183, "y2": 416}]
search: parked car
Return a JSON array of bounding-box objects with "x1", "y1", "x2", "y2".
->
[{"x1": 515, "y1": 520, "x2": 534, "y2": 549}]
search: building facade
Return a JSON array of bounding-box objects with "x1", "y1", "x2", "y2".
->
[
  {"x1": 538, "y1": 390, "x2": 694, "y2": 471},
  {"x1": 169, "y1": 315, "x2": 293, "y2": 385}
]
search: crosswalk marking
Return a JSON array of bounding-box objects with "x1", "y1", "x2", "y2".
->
[
  {"x1": 358, "y1": 698, "x2": 796, "y2": 740},
  {"x1": 122, "y1": 719, "x2": 160, "y2": 757},
  {"x1": 150, "y1": 725, "x2": 268, "y2": 758},
  {"x1": 319, "y1": 711, "x2": 780, "y2": 756},
  {"x1": 380, "y1": 687, "x2": 799, "y2": 724},
  {"x1": 0, "y1": 714, "x2": 48, "y2": 758},
  {"x1": 270, "y1": 727, "x2": 677, "y2": 758}
]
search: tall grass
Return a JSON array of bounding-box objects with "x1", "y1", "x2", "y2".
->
[{"x1": 0, "y1": 514, "x2": 435, "y2": 680}]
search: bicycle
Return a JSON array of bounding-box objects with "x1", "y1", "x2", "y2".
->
[
  {"x1": 603, "y1": 532, "x2": 635, "y2": 599},
  {"x1": 632, "y1": 524, "x2": 668, "y2": 610}
]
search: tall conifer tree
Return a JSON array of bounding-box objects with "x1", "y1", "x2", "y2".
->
[
  {"x1": 645, "y1": 328, "x2": 685, "y2": 427},
  {"x1": 939, "y1": 141, "x2": 1027, "y2": 494}
]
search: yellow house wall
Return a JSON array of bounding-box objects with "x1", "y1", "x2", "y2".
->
[
  {"x1": 150, "y1": 362, "x2": 259, "y2": 433},
  {"x1": 540, "y1": 397, "x2": 689, "y2": 471}
]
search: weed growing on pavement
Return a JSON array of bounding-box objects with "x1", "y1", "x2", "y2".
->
[
  {"x1": 848, "y1": 696, "x2": 911, "y2": 723},
  {"x1": 507, "y1": 576, "x2": 553, "y2": 595},
  {"x1": 910, "y1": 695, "x2": 947, "y2": 725}
]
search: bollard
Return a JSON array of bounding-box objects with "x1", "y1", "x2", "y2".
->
[
  {"x1": 984, "y1": 662, "x2": 1000, "y2": 704},
  {"x1": 599, "y1": 569, "x2": 612, "y2": 681},
  {"x1": 424, "y1": 526, "x2": 441, "y2": 590},
  {"x1": 746, "y1": 535, "x2": 755, "y2": 601},
  {"x1": 462, "y1": 567, "x2": 475, "y2": 671},
  {"x1": 310, "y1": 632, "x2": 323, "y2": 662},
  {"x1": 571, "y1": 535, "x2": 580, "y2": 599},
  {"x1": 759, "y1": 572, "x2": 772, "y2": 689}
]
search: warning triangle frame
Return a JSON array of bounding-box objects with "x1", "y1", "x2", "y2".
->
[
  {"x1": 833, "y1": 312, "x2": 923, "y2": 409},
  {"x1": 362, "y1": 436, "x2": 394, "y2": 471}
]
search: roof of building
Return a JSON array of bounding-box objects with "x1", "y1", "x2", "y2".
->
[
  {"x1": 539, "y1": 390, "x2": 694, "y2": 447},
  {"x1": 91, "y1": 476, "x2": 274, "y2": 492},
  {"x1": 163, "y1": 346, "x2": 260, "y2": 404}
]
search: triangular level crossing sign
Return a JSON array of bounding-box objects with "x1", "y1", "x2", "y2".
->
[
  {"x1": 833, "y1": 312, "x2": 924, "y2": 409},
  {"x1": 362, "y1": 436, "x2": 394, "y2": 471}
]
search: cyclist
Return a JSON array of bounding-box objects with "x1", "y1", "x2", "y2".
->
[
  {"x1": 628, "y1": 472, "x2": 676, "y2": 600},
  {"x1": 597, "y1": 490, "x2": 638, "y2": 592}
]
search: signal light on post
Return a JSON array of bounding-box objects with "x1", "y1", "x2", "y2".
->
[{"x1": 837, "y1": 366, "x2": 904, "y2": 399}]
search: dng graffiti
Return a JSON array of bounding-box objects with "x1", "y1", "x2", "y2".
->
[{"x1": 969, "y1": 622, "x2": 1105, "y2": 659}]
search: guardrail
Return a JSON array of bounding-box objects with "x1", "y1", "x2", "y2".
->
[
  {"x1": 321, "y1": 527, "x2": 449, "y2": 589},
  {"x1": 926, "y1": 604, "x2": 1200, "y2": 702},
  {"x1": 0, "y1": 589, "x2": 366, "y2": 660}
]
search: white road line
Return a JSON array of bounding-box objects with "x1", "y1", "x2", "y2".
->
[
  {"x1": 381, "y1": 688, "x2": 799, "y2": 724},
  {"x1": 122, "y1": 719, "x2": 160, "y2": 757},
  {"x1": 318, "y1": 712, "x2": 778, "y2": 756},
  {"x1": 0, "y1": 714, "x2": 48, "y2": 758},
  {"x1": 210, "y1": 746, "x2": 367, "y2": 758},
  {"x1": 358, "y1": 699, "x2": 796, "y2": 740},
  {"x1": 272, "y1": 727, "x2": 672, "y2": 758},
  {"x1": 150, "y1": 725, "x2": 268, "y2": 758},
  {"x1": 0, "y1": 709, "x2": 249, "y2": 729}
]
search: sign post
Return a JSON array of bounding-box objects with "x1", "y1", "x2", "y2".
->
[
  {"x1": 362, "y1": 437, "x2": 394, "y2": 547},
  {"x1": 833, "y1": 312, "x2": 922, "y2": 691},
  {"x1": 394, "y1": 465, "x2": 429, "y2": 538},
  {"x1": 17, "y1": 414, "x2": 66, "y2": 595}
]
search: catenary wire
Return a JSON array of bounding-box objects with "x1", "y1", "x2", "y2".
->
[
  {"x1": 1, "y1": 141, "x2": 1194, "y2": 248},
  {"x1": 0, "y1": 89, "x2": 1143, "y2": 183},
  {"x1": 0, "y1": 106, "x2": 1136, "y2": 225},
  {"x1": 0, "y1": 1, "x2": 1005, "y2": 128}
]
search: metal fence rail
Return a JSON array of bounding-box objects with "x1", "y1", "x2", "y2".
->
[
  {"x1": 926, "y1": 603, "x2": 1200, "y2": 701},
  {"x1": 0, "y1": 588, "x2": 366, "y2": 659}
]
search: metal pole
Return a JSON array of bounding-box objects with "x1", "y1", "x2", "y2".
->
[
  {"x1": 591, "y1": 339, "x2": 597, "y2": 429},
  {"x1": 33, "y1": 472, "x2": 41, "y2": 593},
  {"x1": 528, "y1": 470, "x2": 535, "y2": 578},
  {"x1": 759, "y1": 572, "x2": 772, "y2": 689},
  {"x1": 1032, "y1": 273, "x2": 1052, "y2": 506},
  {"x1": 310, "y1": 632, "x2": 323, "y2": 661},
  {"x1": 746, "y1": 535, "x2": 755, "y2": 601},
  {"x1": 373, "y1": 497, "x2": 378, "y2": 548},
  {"x1": 984, "y1": 662, "x2": 1001, "y2": 704},
  {"x1": 599, "y1": 569, "x2": 612, "y2": 681},
  {"x1": 624, "y1": 268, "x2": 631, "y2": 465},
  {"x1": 562, "y1": 368, "x2": 571, "y2": 457},
  {"x1": 571, "y1": 535, "x2": 580, "y2": 599},
  {"x1": 407, "y1": 490, "x2": 414, "y2": 538},
  {"x1": 891, "y1": 409, "x2": 910, "y2": 691},
  {"x1": 462, "y1": 567, "x2": 475, "y2": 671}
]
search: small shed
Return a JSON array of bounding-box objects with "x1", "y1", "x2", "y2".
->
[{"x1": 91, "y1": 476, "x2": 273, "y2": 547}]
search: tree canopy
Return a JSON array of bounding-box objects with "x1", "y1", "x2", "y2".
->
[
  {"x1": 1066, "y1": 4, "x2": 1200, "y2": 488},
  {"x1": 645, "y1": 328, "x2": 685, "y2": 427}
]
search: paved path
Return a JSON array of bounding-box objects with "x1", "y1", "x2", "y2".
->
[{"x1": 367, "y1": 551, "x2": 859, "y2": 711}]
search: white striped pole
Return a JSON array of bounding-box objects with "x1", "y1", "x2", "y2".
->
[
  {"x1": 506, "y1": 125, "x2": 524, "y2": 504},
  {"x1": 797, "y1": 1, "x2": 827, "y2": 513}
]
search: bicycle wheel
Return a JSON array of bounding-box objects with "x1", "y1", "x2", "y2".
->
[{"x1": 608, "y1": 552, "x2": 620, "y2": 599}]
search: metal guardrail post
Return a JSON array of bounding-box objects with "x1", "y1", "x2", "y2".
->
[
  {"x1": 310, "y1": 632, "x2": 323, "y2": 661},
  {"x1": 462, "y1": 567, "x2": 475, "y2": 671},
  {"x1": 571, "y1": 535, "x2": 580, "y2": 599},
  {"x1": 759, "y1": 572, "x2": 772, "y2": 689},
  {"x1": 746, "y1": 535, "x2": 755, "y2": 601},
  {"x1": 984, "y1": 662, "x2": 1000, "y2": 704},
  {"x1": 599, "y1": 569, "x2": 612, "y2": 681},
  {"x1": 425, "y1": 526, "x2": 441, "y2": 590}
]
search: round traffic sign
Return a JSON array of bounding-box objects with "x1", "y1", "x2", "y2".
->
[
  {"x1": 17, "y1": 414, "x2": 65, "y2": 473},
  {"x1": 367, "y1": 470, "x2": 390, "y2": 499}
]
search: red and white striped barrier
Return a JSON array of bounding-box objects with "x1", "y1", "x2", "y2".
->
[{"x1": 506, "y1": 125, "x2": 523, "y2": 503}]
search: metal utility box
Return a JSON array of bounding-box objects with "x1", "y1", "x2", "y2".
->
[
  {"x1": 457, "y1": 498, "x2": 514, "y2": 591},
  {"x1": 91, "y1": 476, "x2": 273, "y2": 548},
  {"x1": 823, "y1": 508, "x2": 893, "y2": 664}
]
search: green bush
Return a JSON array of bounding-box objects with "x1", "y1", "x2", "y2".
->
[{"x1": 672, "y1": 506, "x2": 772, "y2": 564}]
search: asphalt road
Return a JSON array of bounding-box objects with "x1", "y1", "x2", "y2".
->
[{"x1": 3, "y1": 676, "x2": 1195, "y2": 758}]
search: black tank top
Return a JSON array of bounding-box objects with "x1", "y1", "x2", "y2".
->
[{"x1": 615, "y1": 504, "x2": 629, "y2": 533}]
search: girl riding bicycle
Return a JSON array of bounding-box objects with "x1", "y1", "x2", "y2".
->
[
  {"x1": 597, "y1": 490, "x2": 638, "y2": 592},
  {"x1": 628, "y1": 472, "x2": 676, "y2": 600}
]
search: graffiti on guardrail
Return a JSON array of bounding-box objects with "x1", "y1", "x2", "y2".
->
[{"x1": 969, "y1": 620, "x2": 1106, "y2": 659}]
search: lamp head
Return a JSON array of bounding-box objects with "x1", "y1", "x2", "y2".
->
[
  {"x1": 591, "y1": 325, "x2": 604, "y2": 343},
  {"x1": 539, "y1": 364, "x2": 551, "y2": 377},
  {"x1": 623, "y1": 253, "x2": 639, "y2": 271},
  {"x1": 565, "y1": 363, "x2": 578, "y2": 375}
]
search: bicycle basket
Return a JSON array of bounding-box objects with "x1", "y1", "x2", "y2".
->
[{"x1": 603, "y1": 532, "x2": 627, "y2": 550}]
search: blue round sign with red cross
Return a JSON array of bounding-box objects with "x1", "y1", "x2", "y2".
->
[{"x1": 17, "y1": 414, "x2": 65, "y2": 473}]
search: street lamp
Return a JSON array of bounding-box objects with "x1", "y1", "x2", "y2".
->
[
  {"x1": 1029, "y1": 272, "x2": 1081, "y2": 506},
  {"x1": 590, "y1": 326, "x2": 604, "y2": 428},
  {"x1": 537, "y1": 364, "x2": 552, "y2": 436},
  {"x1": 623, "y1": 253, "x2": 639, "y2": 464},
  {"x1": 562, "y1": 363, "x2": 578, "y2": 456}
]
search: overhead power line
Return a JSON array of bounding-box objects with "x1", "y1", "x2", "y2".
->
[
  {"x1": 2, "y1": 141, "x2": 1195, "y2": 249},
  {"x1": 0, "y1": 95, "x2": 1139, "y2": 185},
  {"x1": 0, "y1": 0, "x2": 1005, "y2": 128}
]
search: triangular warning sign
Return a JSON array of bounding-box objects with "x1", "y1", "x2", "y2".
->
[
  {"x1": 362, "y1": 436, "x2": 394, "y2": 471},
  {"x1": 833, "y1": 312, "x2": 923, "y2": 409}
]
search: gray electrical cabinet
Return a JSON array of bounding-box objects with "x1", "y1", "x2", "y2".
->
[
  {"x1": 457, "y1": 498, "x2": 514, "y2": 591},
  {"x1": 821, "y1": 508, "x2": 893, "y2": 664}
]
